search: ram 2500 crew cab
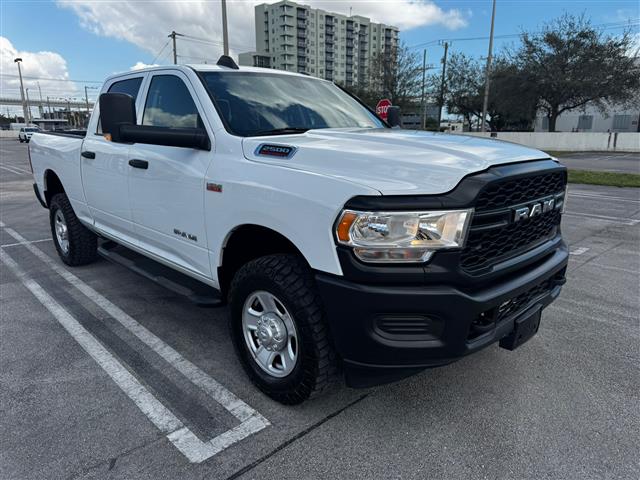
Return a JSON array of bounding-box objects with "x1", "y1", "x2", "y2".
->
[{"x1": 29, "y1": 57, "x2": 568, "y2": 404}]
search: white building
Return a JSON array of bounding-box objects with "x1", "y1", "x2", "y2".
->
[
  {"x1": 239, "y1": 0, "x2": 399, "y2": 86},
  {"x1": 535, "y1": 103, "x2": 639, "y2": 133}
]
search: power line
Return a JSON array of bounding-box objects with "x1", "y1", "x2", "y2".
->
[
  {"x1": 151, "y1": 39, "x2": 170, "y2": 64},
  {"x1": 0, "y1": 73, "x2": 102, "y2": 84},
  {"x1": 180, "y1": 34, "x2": 254, "y2": 51},
  {"x1": 176, "y1": 54, "x2": 219, "y2": 63},
  {"x1": 409, "y1": 20, "x2": 640, "y2": 50}
]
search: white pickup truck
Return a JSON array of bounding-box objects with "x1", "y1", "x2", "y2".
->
[{"x1": 29, "y1": 56, "x2": 568, "y2": 404}]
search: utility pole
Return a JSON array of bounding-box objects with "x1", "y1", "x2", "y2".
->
[
  {"x1": 481, "y1": 0, "x2": 497, "y2": 132},
  {"x1": 221, "y1": 0, "x2": 229, "y2": 56},
  {"x1": 420, "y1": 49, "x2": 427, "y2": 130},
  {"x1": 14, "y1": 58, "x2": 29, "y2": 124},
  {"x1": 169, "y1": 31, "x2": 184, "y2": 64},
  {"x1": 437, "y1": 42, "x2": 449, "y2": 127}
]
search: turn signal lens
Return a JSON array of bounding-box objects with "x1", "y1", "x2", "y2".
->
[{"x1": 337, "y1": 211, "x2": 357, "y2": 242}]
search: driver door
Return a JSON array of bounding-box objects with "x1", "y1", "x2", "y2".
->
[{"x1": 127, "y1": 71, "x2": 213, "y2": 280}]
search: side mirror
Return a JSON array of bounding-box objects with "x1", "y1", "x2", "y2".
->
[
  {"x1": 99, "y1": 93, "x2": 136, "y2": 142},
  {"x1": 119, "y1": 125, "x2": 211, "y2": 151},
  {"x1": 387, "y1": 106, "x2": 402, "y2": 128}
]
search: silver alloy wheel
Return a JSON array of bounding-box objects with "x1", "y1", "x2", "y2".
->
[
  {"x1": 242, "y1": 290, "x2": 299, "y2": 378},
  {"x1": 54, "y1": 209, "x2": 69, "y2": 254}
]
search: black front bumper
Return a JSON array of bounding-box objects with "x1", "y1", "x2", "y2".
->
[{"x1": 316, "y1": 242, "x2": 568, "y2": 388}]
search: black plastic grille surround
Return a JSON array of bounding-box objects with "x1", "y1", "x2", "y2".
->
[
  {"x1": 496, "y1": 278, "x2": 553, "y2": 322},
  {"x1": 461, "y1": 171, "x2": 566, "y2": 274},
  {"x1": 467, "y1": 268, "x2": 565, "y2": 341}
]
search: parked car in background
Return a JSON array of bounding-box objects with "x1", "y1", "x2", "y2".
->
[{"x1": 18, "y1": 127, "x2": 39, "y2": 143}]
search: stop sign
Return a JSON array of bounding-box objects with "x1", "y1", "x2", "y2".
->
[{"x1": 376, "y1": 99, "x2": 392, "y2": 121}]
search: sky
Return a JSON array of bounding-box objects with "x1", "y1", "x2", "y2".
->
[{"x1": 1, "y1": 0, "x2": 638, "y2": 116}]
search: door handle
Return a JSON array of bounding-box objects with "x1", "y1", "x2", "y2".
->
[
  {"x1": 81, "y1": 151, "x2": 95, "y2": 159},
  {"x1": 128, "y1": 159, "x2": 149, "y2": 169}
]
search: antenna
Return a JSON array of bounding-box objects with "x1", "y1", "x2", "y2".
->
[{"x1": 217, "y1": 55, "x2": 239, "y2": 70}]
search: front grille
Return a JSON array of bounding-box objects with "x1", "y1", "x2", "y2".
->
[
  {"x1": 461, "y1": 210, "x2": 561, "y2": 273},
  {"x1": 475, "y1": 171, "x2": 566, "y2": 212},
  {"x1": 461, "y1": 170, "x2": 566, "y2": 274}
]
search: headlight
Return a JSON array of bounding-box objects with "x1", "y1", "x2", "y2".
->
[{"x1": 336, "y1": 209, "x2": 473, "y2": 263}]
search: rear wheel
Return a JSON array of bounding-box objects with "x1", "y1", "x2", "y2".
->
[
  {"x1": 49, "y1": 193, "x2": 98, "y2": 266},
  {"x1": 229, "y1": 254, "x2": 337, "y2": 404}
]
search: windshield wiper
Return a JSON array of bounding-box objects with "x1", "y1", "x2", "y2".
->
[{"x1": 251, "y1": 127, "x2": 310, "y2": 136}]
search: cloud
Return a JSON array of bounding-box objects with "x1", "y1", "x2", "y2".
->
[
  {"x1": 57, "y1": 0, "x2": 468, "y2": 66},
  {"x1": 306, "y1": 0, "x2": 469, "y2": 30},
  {"x1": 130, "y1": 61, "x2": 158, "y2": 71},
  {"x1": 1, "y1": 36, "x2": 80, "y2": 116}
]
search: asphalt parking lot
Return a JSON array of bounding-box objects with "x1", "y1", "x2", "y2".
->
[
  {"x1": 1, "y1": 137, "x2": 639, "y2": 480},
  {"x1": 556, "y1": 151, "x2": 640, "y2": 173}
]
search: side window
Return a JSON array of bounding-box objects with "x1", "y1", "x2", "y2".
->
[
  {"x1": 108, "y1": 77, "x2": 143, "y2": 99},
  {"x1": 142, "y1": 75, "x2": 201, "y2": 129},
  {"x1": 96, "y1": 77, "x2": 143, "y2": 134}
]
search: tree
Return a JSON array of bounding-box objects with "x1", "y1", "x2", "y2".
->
[
  {"x1": 340, "y1": 42, "x2": 423, "y2": 111},
  {"x1": 487, "y1": 59, "x2": 539, "y2": 131},
  {"x1": 443, "y1": 52, "x2": 483, "y2": 129},
  {"x1": 514, "y1": 14, "x2": 640, "y2": 132}
]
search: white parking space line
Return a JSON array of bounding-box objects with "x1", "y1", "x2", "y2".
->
[
  {"x1": 3, "y1": 163, "x2": 31, "y2": 174},
  {"x1": 569, "y1": 247, "x2": 590, "y2": 256},
  {"x1": 0, "y1": 221, "x2": 269, "y2": 463},
  {"x1": 568, "y1": 192, "x2": 640, "y2": 204},
  {"x1": 1, "y1": 238, "x2": 52, "y2": 248},
  {"x1": 0, "y1": 249, "x2": 184, "y2": 433},
  {"x1": 0, "y1": 165, "x2": 27, "y2": 175},
  {"x1": 563, "y1": 212, "x2": 640, "y2": 226}
]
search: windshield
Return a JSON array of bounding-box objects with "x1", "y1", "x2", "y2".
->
[
  {"x1": 25, "y1": 128, "x2": 38, "y2": 132},
  {"x1": 198, "y1": 71, "x2": 384, "y2": 137}
]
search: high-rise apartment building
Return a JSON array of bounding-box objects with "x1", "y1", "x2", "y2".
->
[{"x1": 238, "y1": 0, "x2": 399, "y2": 86}]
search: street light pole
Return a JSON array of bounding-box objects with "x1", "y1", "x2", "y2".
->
[
  {"x1": 481, "y1": 0, "x2": 497, "y2": 132},
  {"x1": 84, "y1": 86, "x2": 91, "y2": 113},
  {"x1": 221, "y1": 0, "x2": 229, "y2": 56},
  {"x1": 14, "y1": 58, "x2": 29, "y2": 124},
  {"x1": 25, "y1": 88, "x2": 32, "y2": 124},
  {"x1": 37, "y1": 81, "x2": 44, "y2": 117}
]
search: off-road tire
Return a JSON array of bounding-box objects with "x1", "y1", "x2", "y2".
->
[
  {"x1": 49, "y1": 193, "x2": 98, "y2": 266},
  {"x1": 229, "y1": 254, "x2": 338, "y2": 404}
]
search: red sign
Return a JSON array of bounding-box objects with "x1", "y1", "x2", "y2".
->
[{"x1": 375, "y1": 99, "x2": 392, "y2": 120}]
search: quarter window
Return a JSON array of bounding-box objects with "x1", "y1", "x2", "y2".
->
[
  {"x1": 96, "y1": 77, "x2": 143, "y2": 134},
  {"x1": 142, "y1": 75, "x2": 201, "y2": 128},
  {"x1": 108, "y1": 77, "x2": 143, "y2": 100}
]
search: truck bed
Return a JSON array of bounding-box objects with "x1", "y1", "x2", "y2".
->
[{"x1": 29, "y1": 131, "x2": 85, "y2": 214}]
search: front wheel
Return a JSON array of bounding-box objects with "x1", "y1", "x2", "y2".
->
[
  {"x1": 229, "y1": 254, "x2": 337, "y2": 404},
  {"x1": 49, "y1": 193, "x2": 98, "y2": 266}
]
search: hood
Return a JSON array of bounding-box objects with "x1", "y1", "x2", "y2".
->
[{"x1": 242, "y1": 128, "x2": 550, "y2": 195}]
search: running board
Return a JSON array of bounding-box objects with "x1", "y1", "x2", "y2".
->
[{"x1": 97, "y1": 241, "x2": 223, "y2": 307}]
